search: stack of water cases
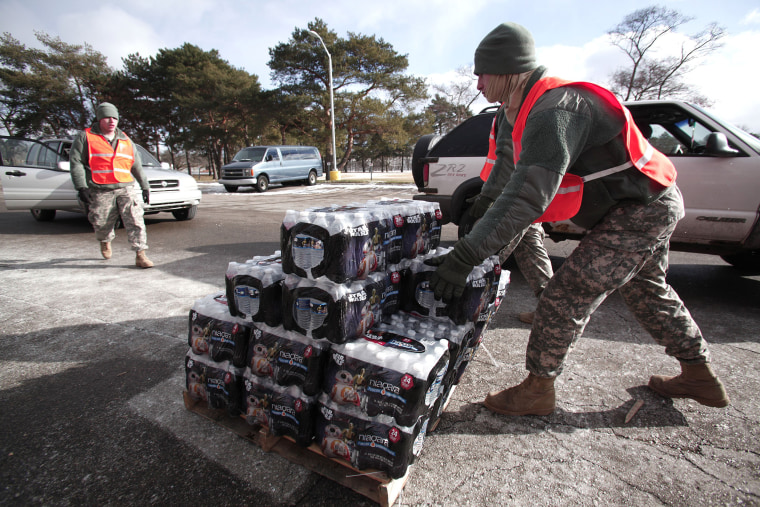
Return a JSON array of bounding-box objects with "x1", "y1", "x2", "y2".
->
[{"x1": 186, "y1": 198, "x2": 510, "y2": 480}]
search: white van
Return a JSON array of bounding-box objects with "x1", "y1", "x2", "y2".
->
[{"x1": 218, "y1": 145, "x2": 323, "y2": 192}]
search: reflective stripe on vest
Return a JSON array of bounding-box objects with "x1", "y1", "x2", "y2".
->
[
  {"x1": 510, "y1": 77, "x2": 676, "y2": 223},
  {"x1": 85, "y1": 128, "x2": 135, "y2": 185},
  {"x1": 479, "y1": 113, "x2": 499, "y2": 181}
]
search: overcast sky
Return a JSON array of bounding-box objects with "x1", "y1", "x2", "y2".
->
[{"x1": 2, "y1": 0, "x2": 759, "y2": 131}]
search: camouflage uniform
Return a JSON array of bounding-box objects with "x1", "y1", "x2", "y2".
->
[
  {"x1": 88, "y1": 186, "x2": 148, "y2": 251},
  {"x1": 499, "y1": 223, "x2": 552, "y2": 297},
  {"x1": 526, "y1": 184, "x2": 709, "y2": 377}
]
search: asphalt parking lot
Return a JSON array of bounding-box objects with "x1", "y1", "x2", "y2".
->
[{"x1": 1, "y1": 178, "x2": 759, "y2": 506}]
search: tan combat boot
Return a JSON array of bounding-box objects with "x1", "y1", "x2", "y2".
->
[
  {"x1": 136, "y1": 250, "x2": 154, "y2": 269},
  {"x1": 517, "y1": 311, "x2": 534, "y2": 324},
  {"x1": 649, "y1": 362, "x2": 729, "y2": 407},
  {"x1": 484, "y1": 373, "x2": 555, "y2": 416},
  {"x1": 100, "y1": 242, "x2": 112, "y2": 260}
]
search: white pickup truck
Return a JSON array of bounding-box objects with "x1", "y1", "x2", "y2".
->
[{"x1": 412, "y1": 100, "x2": 760, "y2": 270}]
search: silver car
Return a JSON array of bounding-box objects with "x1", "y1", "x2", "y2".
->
[{"x1": 0, "y1": 136, "x2": 201, "y2": 222}]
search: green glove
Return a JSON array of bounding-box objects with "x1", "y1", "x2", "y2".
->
[
  {"x1": 424, "y1": 241, "x2": 482, "y2": 303},
  {"x1": 466, "y1": 194, "x2": 494, "y2": 221},
  {"x1": 77, "y1": 188, "x2": 92, "y2": 205}
]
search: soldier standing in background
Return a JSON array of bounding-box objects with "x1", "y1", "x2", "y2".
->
[
  {"x1": 69, "y1": 102, "x2": 154, "y2": 268},
  {"x1": 427, "y1": 22, "x2": 729, "y2": 415}
]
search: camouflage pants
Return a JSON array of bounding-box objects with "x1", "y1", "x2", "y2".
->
[
  {"x1": 499, "y1": 222, "x2": 554, "y2": 297},
  {"x1": 87, "y1": 186, "x2": 148, "y2": 251},
  {"x1": 526, "y1": 185, "x2": 709, "y2": 377}
]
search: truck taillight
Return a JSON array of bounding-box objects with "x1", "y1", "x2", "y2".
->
[{"x1": 423, "y1": 163, "x2": 429, "y2": 186}]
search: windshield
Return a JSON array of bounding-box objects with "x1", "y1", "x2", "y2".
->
[
  {"x1": 233, "y1": 147, "x2": 267, "y2": 162},
  {"x1": 134, "y1": 144, "x2": 164, "y2": 168},
  {"x1": 692, "y1": 104, "x2": 760, "y2": 155}
]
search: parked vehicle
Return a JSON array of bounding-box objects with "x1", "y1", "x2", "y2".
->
[
  {"x1": 218, "y1": 145, "x2": 323, "y2": 192},
  {"x1": 0, "y1": 136, "x2": 202, "y2": 222},
  {"x1": 411, "y1": 101, "x2": 760, "y2": 269}
]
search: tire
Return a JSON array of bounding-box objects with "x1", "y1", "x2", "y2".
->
[
  {"x1": 306, "y1": 170, "x2": 318, "y2": 186},
  {"x1": 223, "y1": 185, "x2": 238, "y2": 193},
  {"x1": 30, "y1": 209, "x2": 56, "y2": 222},
  {"x1": 256, "y1": 174, "x2": 269, "y2": 193},
  {"x1": 172, "y1": 205, "x2": 197, "y2": 221},
  {"x1": 720, "y1": 251, "x2": 760, "y2": 272}
]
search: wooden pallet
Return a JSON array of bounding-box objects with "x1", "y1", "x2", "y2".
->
[{"x1": 182, "y1": 391, "x2": 410, "y2": 507}]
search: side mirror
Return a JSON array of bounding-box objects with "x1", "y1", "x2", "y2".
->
[
  {"x1": 161, "y1": 162, "x2": 171, "y2": 169},
  {"x1": 58, "y1": 161, "x2": 71, "y2": 171},
  {"x1": 705, "y1": 132, "x2": 739, "y2": 157}
]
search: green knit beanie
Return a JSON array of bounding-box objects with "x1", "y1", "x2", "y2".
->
[
  {"x1": 96, "y1": 102, "x2": 119, "y2": 121},
  {"x1": 474, "y1": 22, "x2": 537, "y2": 75}
]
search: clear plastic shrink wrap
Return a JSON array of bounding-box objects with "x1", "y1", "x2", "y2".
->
[
  {"x1": 322, "y1": 322, "x2": 449, "y2": 427},
  {"x1": 188, "y1": 292, "x2": 251, "y2": 368},
  {"x1": 242, "y1": 372, "x2": 319, "y2": 447},
  {"x1": 245, "y1": 323, "x2": 330, "y2": 396},
  {"x1": 185, "y1": 350, "x2": 244, "y2": 416},
  {"x1": 281, "y1": 272, "x2": 386, "y2": 344},
  {"x1": 225, "y1": 252, "x2": 285, "y2": 327}
]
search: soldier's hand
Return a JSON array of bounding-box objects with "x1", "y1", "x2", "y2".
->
[
  {"x1": 142, "y1": 189, "x2": 150, "y2": 205},
  {"x1": 77, "y1": 188, "x2": 92, "y2": 205},
  {"x1": 424, "y1": 241, "x2": 481, "y2": 303}
]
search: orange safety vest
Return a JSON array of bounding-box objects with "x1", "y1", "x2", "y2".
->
[
  {"x1": 86, "y1": 128, "x2": 135, "y2": 185},
  {"x1": 480, "y1": 77, "x2": 676, "y2": 223},
  {"x1": 479, "y1": 105, "x2": 503, "y2": 182}
]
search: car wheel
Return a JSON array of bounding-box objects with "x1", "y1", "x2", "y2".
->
[
  {"x1": 172, "y1": 205, "x2": 197, "y2": 221},
  {"x1": 30, "y1": 209, "x2": 56, "y2": 222},
  {"x1": 256, "y1": 175, "x2": 269, "y2": 193},
  {"x1": 306, "y1": 170, "x2": 318, "y2": 186},
  {"x1": 223, "y1": 185, "x2": 238, "y2": 193},
  {"x1": 720, "y1": 251, "x2": 760, "y2": 272}
]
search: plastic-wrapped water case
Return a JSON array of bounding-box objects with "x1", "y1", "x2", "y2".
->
[
  {"x1": 188, "y1": 292, "x2": 251, "y2": 368},
  {"x1": 380, "y1": 312, "x2": 473, "y2": 398},
  {"x1": 225, "y1": 254, "x2": 285, "y2": 327},
  {"x1": 366, "y1": 199, "x2": 442, "y2": 260},
  {"x1": 472, "y1": 265, "x2": 511, "y2": 338},
  {"x1": 242, "y1": 372, "x2": 318, "y2": 447},
  {"x1": 316, "y1": 395, "x2": 428, "y2": 479},
  {"x1": 185, "y1": 350, "x2": 243, "y2": 416},
  {"x1": 399, "y1": 249, "x2": 501, "y2": 325},
  {"x1": 376, "y1": 265, "x2": 402, "y2": 316},
  {"x1": 246, "y1": 323, "x2": 330, "y2": 396},
  {"x1": 358, "y1": 201, "x2": 403, "y2": 265},
  {"x1": 280, "y1": 204, "x2": 390, "y2": 283},
  {"x1": 322, "y1": 325, "x2": 449, "y2": 426},
  {"x1": 281, "y1": 273, "x2": 385, "y2": 344}
]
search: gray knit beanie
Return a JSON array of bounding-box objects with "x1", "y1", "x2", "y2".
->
[
  {"x1": 474, "y1": 22, "x2": 537, "y2": 75},
  {"x1": 96, "y1": 102, "x2": 119, "y2": 121}
]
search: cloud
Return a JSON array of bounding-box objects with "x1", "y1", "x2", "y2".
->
[
  {"x1": 538, "y1": 34, "x2": 626, "y2": 85},
  {"x1": 741, "y1": 8, "x2": 760, "y2": 25},
  {"x1": 690, "y1": 29, "x2": 760, "y2": 130},
  {"x1": 56, "y1": 7, "x2": 164, "y2": 67}
]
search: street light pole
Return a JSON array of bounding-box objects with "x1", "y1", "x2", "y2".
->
[{"x1": 308, "y1": 30, "x2": 338, "y2": 182}]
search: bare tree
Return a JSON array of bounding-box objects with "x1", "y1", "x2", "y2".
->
[
  {"x1": 431, "y1": 65, "x2": 480, "y2": 122},
  {"x1": 608, "y1": 5, "x2": 724, "y2": 105}
]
